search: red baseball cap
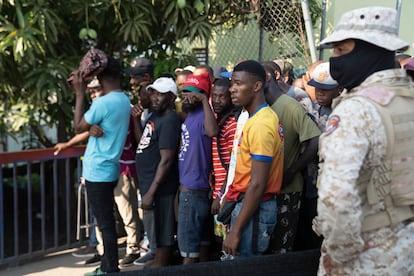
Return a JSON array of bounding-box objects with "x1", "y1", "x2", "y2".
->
[{"x1": 181, "y1": 72, "x2": 212, "y2": 98}]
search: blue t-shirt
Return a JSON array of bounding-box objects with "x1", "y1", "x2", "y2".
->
[
  {"x1": 82, "y1": 91, "x2": 131, "y2": 182},
  {"x1": 178, "y1": 108, "x2": 212, "y2": 190}
]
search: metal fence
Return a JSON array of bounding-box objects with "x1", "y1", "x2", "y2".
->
[
  {"x1": 0, "y1": 147, "x2": 85, "y2": 267},
  {"x1": 207, "y1": 0, "x2": 314, "y2": 77}
]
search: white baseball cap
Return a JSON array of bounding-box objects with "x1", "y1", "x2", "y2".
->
[
  {"x1": 308, "y1": 62, "x2": 339, "y2": 90},
  {"x1": 174, "y1": 65, "x2": 196, "y2": 74},
  {"x1": 87, "y1": 77, "x2": 100, "y2": 88},
  {"x1": 146, "y1": 77, "x2": 177, "y2": 95}
]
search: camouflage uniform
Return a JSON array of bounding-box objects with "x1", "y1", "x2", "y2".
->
[{"x1": 315, "y1": 69, "x2": 414, "y2": 275}]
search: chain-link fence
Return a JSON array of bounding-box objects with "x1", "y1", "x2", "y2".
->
[{"x1": 206, "y1": 0, "x2": 314, "y2": 78}]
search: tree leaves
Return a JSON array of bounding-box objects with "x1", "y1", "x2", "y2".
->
[{"x1": 0, "y1": 0, "x2": 320, "y2": 148}]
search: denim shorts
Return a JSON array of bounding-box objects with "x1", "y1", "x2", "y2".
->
[
  {"x1": 177, "y1": 190, "x2": 211, "y2": 258},
  {"x1": 231, "y1": 197, "x2": 277, "y2": 258}
]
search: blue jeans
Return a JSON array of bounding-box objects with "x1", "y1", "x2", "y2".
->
[
  {"x1": 177, "y1": 190, "x2": 210, "y2": 258},
  {"x1": 86, "y1": 180, "x2": 119, "y2": 273},
  {"x1": 231, "y1": 197, "x2": 277, "y2": 257}
]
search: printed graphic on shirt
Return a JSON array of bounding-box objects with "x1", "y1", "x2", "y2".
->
[
  {"x1": 179, "y1": 123, "x2": 190, "y2": 161},
  {"x1": 278, "y1": 121, "x2": 284, "y2": 142},
  {"x1": 137, "y1": 120, "x2": 154, "y2": 154}
]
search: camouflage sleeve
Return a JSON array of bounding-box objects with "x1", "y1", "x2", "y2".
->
[{"x1": 316, "y1": 97, "x2": 386, "y2": 264}]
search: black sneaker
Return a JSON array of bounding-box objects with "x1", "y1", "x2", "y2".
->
[
  {"x1": 119, "y1": 253, "x2": 140, "y2": 267},
  {"x1": 85, "y1": 254, "x2": 102, "y2": 265},
  {"x1": 72, "y1": 246, "x2": 97, "y2": 258},
  {"x1": 133, "y1": 252, "x2": 155, "y2": 266}
]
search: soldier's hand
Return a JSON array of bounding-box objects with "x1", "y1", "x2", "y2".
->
[{"x1": 321, "y1": 245, "x2": 337, "y2": 275}]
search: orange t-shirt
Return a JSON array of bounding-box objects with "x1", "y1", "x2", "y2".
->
[{"x1": 227, "y1": 105, "x2": 284, "y2": 201}]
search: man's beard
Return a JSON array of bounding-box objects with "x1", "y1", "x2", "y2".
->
[{"x1": 182, "y1": 101, "x2": 202, "y2": 113}]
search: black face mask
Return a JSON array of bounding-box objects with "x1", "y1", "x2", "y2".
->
[{"x1": 329, "y1": 40, "x2": 395, "y2": 91}]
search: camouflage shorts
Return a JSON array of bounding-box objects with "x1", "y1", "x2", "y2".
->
[{"x1": 269, "y1": 192, "x2": 302, "y2": 253}]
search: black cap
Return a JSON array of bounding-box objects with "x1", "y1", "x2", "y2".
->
[{"x1": 124, "y1": 57, "x2": 154, "y2": 75}]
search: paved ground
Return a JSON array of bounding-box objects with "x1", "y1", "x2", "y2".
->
[{"x1": 2, "y1": 240, "x2": 144, "y2": 276}]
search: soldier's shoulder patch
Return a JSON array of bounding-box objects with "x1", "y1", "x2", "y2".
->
[{"x1": 324, "y1": 115, "x2": 340, "y2": 136}]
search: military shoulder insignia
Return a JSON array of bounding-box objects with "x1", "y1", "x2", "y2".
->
[{"x1": 324, "y1": 115, "x2": 340, "y2": 136}]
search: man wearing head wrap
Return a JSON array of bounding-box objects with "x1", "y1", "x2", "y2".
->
[
  {"x1": 70, "y1": 53, "x2": 131, "y2": 275},
  {"x1": 313, "y1": 6, "x2": 414, "y2": 275}
]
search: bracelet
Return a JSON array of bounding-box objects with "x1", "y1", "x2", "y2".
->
[{"x1": 217, "y1": 190, "x2": 223, "y2": 199}]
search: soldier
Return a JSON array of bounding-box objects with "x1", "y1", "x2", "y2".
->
[{"x1": 314, "y1": 6, "x2": 414, "y2": 275}]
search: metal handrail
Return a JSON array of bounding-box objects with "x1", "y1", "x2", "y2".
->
[{"x1": 0, "y1": 146, "x2": 85, "y2": 267}]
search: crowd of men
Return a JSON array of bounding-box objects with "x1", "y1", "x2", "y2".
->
[{"x1": 62, "y1": 6, "x2": 414, "y2": 276}]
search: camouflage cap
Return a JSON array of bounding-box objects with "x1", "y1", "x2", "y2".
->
[{"x1": 320, "y1": 6, "x2": 409, "y2": 52}]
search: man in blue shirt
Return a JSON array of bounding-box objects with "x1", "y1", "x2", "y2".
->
[{"x1": 70, "y1": 54, "x2": 131, "y2": 275}]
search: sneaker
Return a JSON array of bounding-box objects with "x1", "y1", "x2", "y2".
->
[
  {"x1": 84, "y1": 267, "x2": 106, "y2": 276},
  {"x1": 119, "y1": 253, "x2": 140, "y2": 267},
  {"x1": 133, "y1": 252, "x2": 155, "y2": 266},
  {"x1": 85, "y1": 254, "x2": 102, "y2": 265},
  {"x1": 72, "y1": 246, "x2": 97, "y2": 258}
]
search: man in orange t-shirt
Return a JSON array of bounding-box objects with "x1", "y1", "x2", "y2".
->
[{"x1": 222, "y1": 60, "x2": 284, "y2": 258}]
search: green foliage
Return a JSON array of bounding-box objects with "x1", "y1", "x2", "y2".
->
[{"x1": 0, "y1": 0, "x2": 321, "y2": 149}]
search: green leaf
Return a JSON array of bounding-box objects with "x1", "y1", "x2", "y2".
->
[{"x1": 15, "y1": 2, "x2": 26, "y2": 28}]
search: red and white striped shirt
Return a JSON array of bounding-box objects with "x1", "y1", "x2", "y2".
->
[{"x1": 212, "y1": 115, "x2": 237, "y2": 199}]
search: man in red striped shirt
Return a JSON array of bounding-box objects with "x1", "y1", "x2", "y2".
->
[{"x1": 210, "y1": 78, "x2": 238, "y2": 238}]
